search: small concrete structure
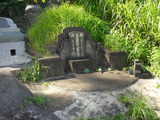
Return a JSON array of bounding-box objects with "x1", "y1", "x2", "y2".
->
[
  {"x1": 0, "y1": 17, "x2": 30, "y2": 66},
  {"x1": 105, "y1": 51, "x2": 126, "y2": 70},
  {"x1": 133, "y1": 60, "x2": 152, "y2": 78},
  {"x1": 39, "y1": 56, "x2": 64, "y2": 78}
]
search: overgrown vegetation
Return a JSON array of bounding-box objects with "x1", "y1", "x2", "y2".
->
[
  {"x1": 72, "y1": 0, "x2": 160, "y2": 66},
  {"x1": 28, "y1": 0, "x2": 160, "y2": 77},
  {"x1": 28, "y1": 4, "x2": 109, "y2": 54},
  {"x1": 18, "y1": 56, "x2": 48, "y2": 83}
]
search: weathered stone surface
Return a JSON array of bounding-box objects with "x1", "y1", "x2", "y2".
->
[
  {"x1": 96, "y1": 43, "x2": 109, "y2": 68},
  {"x1": 0, "y1": 17, "x2": 17, "y2": 28},
  {"x1": 56, "y1": 27, "x2": 96, "y2": 72},
  {"x1": 39, "y1": 56, "x2": 64, "y2": 78},
  {"x1": 133, "y1": 60, "x2": 142, "y2": 78},
  {"x1": 23, "y1": 4, "x2": 42, "y2": 27},
  {"x1": 0, "y1": 74, "x2": 32, "y2": 114},
  {"x1": 69, "y1": 59, "x2": 95, "y2": 73},
  {"x1": 23, "y1": 13, "x2": 40, "y2": 26},
  {"x1": 105, "y1": 50, "x2": 126, "y2": 70}
]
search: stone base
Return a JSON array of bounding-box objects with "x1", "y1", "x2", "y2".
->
[
  {"x1": 39, "y1": 56, "x2": 64, "y2": 78},
  {"x1": 105, "y1": 50, "x2": 126, "y2": 70},
  {"x1": 0, "y1": 41, "x2": 31, "y2": 66},
  {"x1": 0, "y1": 55, "x2": 31, "y2": 66},
  {"x1": 69, "y1": 59, "x2": 95, "y2": 73}
]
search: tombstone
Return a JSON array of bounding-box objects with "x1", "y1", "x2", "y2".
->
[
  {"x1": 56, "y1": 27, "x2": 96, "y2": 73},
  {"x1": 0, "y1": 17, "x2": 31, "y2": 66}
]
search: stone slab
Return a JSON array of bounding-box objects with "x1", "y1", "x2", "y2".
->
[
  {"x1": 52, "y1": 72, "x2": 137, "y2": 91},
  {"x1": 69, "y1": 59, "x2": 95, "y2": 73},
  {"x1": 105, "y1": 50, "x2": 126, "y2": 70},
  {"x1": 39, "y1": 56, "x2": 64, "y2": 78},
  {"x1": 0, "y1": 74, "x2": 32, "y2": 114}
]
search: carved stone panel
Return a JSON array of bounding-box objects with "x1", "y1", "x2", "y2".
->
[{"x1": 68, "y1": 31, "x2": 85, "y2": 58}]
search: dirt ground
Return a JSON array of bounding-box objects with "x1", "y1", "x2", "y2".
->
[{"x1": 0, "y1": 66, "x2": 160, "y2": 120}]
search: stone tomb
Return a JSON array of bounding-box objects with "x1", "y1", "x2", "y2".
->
[
  {"x1": 56, "y1": 27, "x2": 96, "y2": 73},
  {"x1": 0, "y1": 17, "x2": 30, "y2": 66}
]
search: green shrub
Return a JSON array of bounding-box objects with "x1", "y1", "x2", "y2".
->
[
  {"x1": 104, "y1": 0, "x2": 160, "y2": 65},
  {"x1": 28, "y1": 3, "x2": 109, "y2": 55},
  {"x1": 148, "y1": 47, "x2": 160, "y2": 77}
]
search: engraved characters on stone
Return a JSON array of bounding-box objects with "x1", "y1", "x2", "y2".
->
[{"x1": 69, "y1": 31, "x2": 85, "y2": 58}]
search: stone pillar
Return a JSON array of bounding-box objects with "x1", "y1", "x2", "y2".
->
[{"x1": 133, "y1": 60, "x2": 142, "y2": 78}]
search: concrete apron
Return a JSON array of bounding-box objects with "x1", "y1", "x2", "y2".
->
[{"x1": 52, "y1": 72, "x2": 138, "y2": 91}]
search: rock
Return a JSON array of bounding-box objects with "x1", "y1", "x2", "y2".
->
[
  {"x1": 0, "y1": 74, "x2": 32, "y2": 114},
  {"x1": 25, "y1": 4, "x2": 42, "y2": 13}
]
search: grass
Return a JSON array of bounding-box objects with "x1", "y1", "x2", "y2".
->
[
  {"x1": 118, "y1": 93, "x2": 159, "y2": 120},
  {"x1": 28, "y1": 3, "x2": 109, "y2": 55}
]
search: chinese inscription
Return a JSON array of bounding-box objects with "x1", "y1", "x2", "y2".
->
[{"x1": 69, "y1": 31, "x2": 85, "y2": 58}]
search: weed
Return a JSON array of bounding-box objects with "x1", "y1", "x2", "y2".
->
[
  {"x1": 118, "y1": 93, "x2": 130, "y2": 103},
  {"x1": 107, "y1": 68, "x2": 112, "y2": 71},
  {"x1": 156, "y1": 82, "x2": 160, "y2": 89},
  {"x1": 20, "y1": 95, "x2": 50, "y2": 108},
  {"x1": 29, "y1": 95, "x2": 50, "y2": 106},
  {"x1": 18, "y1": 56, "x2": 48, "y2": 83},
  {"x1": 40, "y1": 81, "x2": 50, "y2": 86},
  {"x1": 118, "y1": 93, "x2": 159, "y2": 120}
]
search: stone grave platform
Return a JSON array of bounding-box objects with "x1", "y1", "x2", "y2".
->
[{"x1": 51, "y1": 72, "x2": 138, "y2": 91}]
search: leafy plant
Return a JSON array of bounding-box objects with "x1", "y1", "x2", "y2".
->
[
  {"x1": 29, "y1": 95, "x2": 50, "y2": 106},
  {"x1": 18, "y1": 56, "x2": 48, "y2": 83},
  {"x1": 156, "y1": 82, "x2": 160, "y2": 89},
  {"x1": 118, "y1": 93, "x2": 130, "y2": 103},
  {"x1": 20, "y1": 95, "x2": 50, "y2": 108}
]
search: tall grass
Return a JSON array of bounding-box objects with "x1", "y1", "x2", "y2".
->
[
  {"x1": 105, "y1": 0, "x2": 160, "y2": 65},
  {"x1": 28, "y1": 3, "x2": 109, "y2": 54},
  {"x1": 67, "y1": 0, "x2": 160, "y2": 65}
]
